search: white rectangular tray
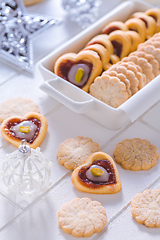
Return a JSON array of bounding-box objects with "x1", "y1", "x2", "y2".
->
[{"x1": 38, "y1": 0, "x2": 160, "y2": 130}]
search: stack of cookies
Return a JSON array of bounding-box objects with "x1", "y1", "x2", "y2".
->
[{"x1": 90, "y1": 32, "x2": 160, "y2": 107}]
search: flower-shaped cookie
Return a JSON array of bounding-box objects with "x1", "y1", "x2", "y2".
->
[
  {"x1": 58, "y1": 197, "x2": 107, "y2": 237},
  {"x1": 131, "y1": 189, "x2": 160, "y2": 228},
  {"x1": 57, "y1": 136, "x2": 101, "y2": 170},
  {"x1": 71, "y1": 151, "x2": 121, "y2": 194},
  {"x1": 0, "y1": 112, "x2": 48, "y2": 149},
  {"x1": 113, "y1": 138, "x2": 159, "y2": 171}
]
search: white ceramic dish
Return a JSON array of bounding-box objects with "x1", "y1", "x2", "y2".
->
[{"x1": 38, "y1": 0, "x2": 160, "y2": 130}]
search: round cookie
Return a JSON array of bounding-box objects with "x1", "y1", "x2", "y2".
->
[
  {"x1": 130, "y1": 51, "x2": 159, "y2": 78},
  {"x1": 0, "y1": 98, "x2": 40, "y2": 123},
  {"x1": 58, "y1": 197, "x2": 107, "y2": 237},
  {"x1": 57, "y1": 136, "x2": 101, "y2": 170},
  {"x1": 113, "y1": 138, "x2": 159, "y2": 171},
  {"x1": 131, "y1": 189, "x2": 160, "y2": 228},
  {"x1": 89, "y1": 74, "x2": 129, "y2": 108}
]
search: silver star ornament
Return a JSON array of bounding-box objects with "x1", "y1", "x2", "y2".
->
[{"x1": 0, "y1": 0, "x2": 62, "y2": 73}]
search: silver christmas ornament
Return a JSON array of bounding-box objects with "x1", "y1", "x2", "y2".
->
[
  {"x1": 0, "y1": 0, "x2": 62, "y2": 73},
  {"x1": 2, "y1": 139, "x2": 53, "y2": 196}
]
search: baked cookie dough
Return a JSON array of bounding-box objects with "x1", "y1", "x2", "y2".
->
[
  {"x1": 131, "y1": 189, "x2": 160, "y2": 228},
  {"x1": 71, "y1": 151, "x2": 122, "y2": 194},
  {"x1": 58, "y1": 197, "x2": 107, "y2": 237},
  {"x1": 0, "y1": 98, "x2": 40, "y2": 122},
  {"x1": 113, "y1": 138, "x2": 159, "y2": 171},
  {"x1": 0, "y1": 112, "x2": 48, "y2": 149},
  {"x1": 57, "y1": 136, "x2": 101, "y2": 170}
]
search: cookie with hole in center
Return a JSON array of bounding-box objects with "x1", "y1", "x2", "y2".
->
[
  {"x1": 71, "y1": 151, "x2": 122, "y2": 194},
  {"x1": 0, "y1": 112, "x2": 48, "y2": 149}
]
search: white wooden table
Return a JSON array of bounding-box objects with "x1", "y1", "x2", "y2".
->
[{"x1": 0, "y1": 0, "x2": 160, "y2": 239}]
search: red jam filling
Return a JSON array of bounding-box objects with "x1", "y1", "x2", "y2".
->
[
  {"x1": 103, "y1": 26, "x2": 120, "y2": 35},
  {"x1": 78, "y1": 159, "x2": 116, "y2": 188},
  {"x1": 4, "y1": 117, "x2": 41, "y2": 143},
  {"x1": 111, "y1": 40, "x2": 122, "y2": 58},
  {"x1": 57, "y1": 60, "x2": 93, "y2": 88}
]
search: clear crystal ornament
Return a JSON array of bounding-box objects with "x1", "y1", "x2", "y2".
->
[
  {"x1": 1, "y1": 140, "x2": 53, "y2": 196},
  {"x1": 62, "y1": 0, "x2": 101, "y2": 29}
]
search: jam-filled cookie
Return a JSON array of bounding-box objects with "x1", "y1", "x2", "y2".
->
[
  {"x1": 145, "y1": 8, "x2": 160, "y2": 33},
  {"x1": 71, "y1": 152, "x2": 122, "y2": 194},
  {"x1": 125, "y1": 18, "x2": 146, "y2": 42},
  {"x1": 0, "y1": 112, "x2": 48, "y2": 149},
  {"x1": 86, "y1": 34, "x2": 120, "y2": 64},
  {"x1": 84, "y1": 44, "x2": 111, "y2": 70},
  {"x1": 102, "y1": 21, "x2": 128, "y2": 35},
  {"x1": 108, "y1": 30, "x2": 132, "y2": 59},
  {"x1": 54, "y1": 50, "x2": 102, "y2": 92},
  {"x1": 131, "y1": 12, "x2": 157, "y2": 39}
]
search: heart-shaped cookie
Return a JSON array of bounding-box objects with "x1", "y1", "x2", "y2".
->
[
  {"x1": 54, "y1": 50, "x2": 102, "y2": 92},
  {"x1": 71, "y1": 151, "x2": 121, "y2": 194},
  {"x1": 0, "y1": 112, "x2": 48, "y2": 149}
]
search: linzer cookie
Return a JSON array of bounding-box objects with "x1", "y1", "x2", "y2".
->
[
  {"x1": 108, "y1": 30, "x2": 132, "y2": 59},
  {"x1": 0, "y1": 112, "x2": 48, "y2": 149},
  {"x1": 102, "y1": 21, "x2": 128, "y2": 34},
  {"x1": 131, "y1": 12, "x2": 157, "y2": 39},
  {"x1": 71, "y1": 152, "x2": 122, "y2": 194},
  {"x1": 57, "y1": 136, "x2": 101, "y2": 170},
  {"x1": 58, "y1": 197, "x2": 107, "y2": 237},
  {"x1": 113, "y1": 138, "x2": 159, "y2": 171},
  {"x1": 131, "y1": 189, "x2": 160, "y2": 228},
  {"x1": 54, "y1": 50, "x2": 102, "y2": 93},
  {"x1": 0, "y1": 98, "x2": 40, "y2": 123}
]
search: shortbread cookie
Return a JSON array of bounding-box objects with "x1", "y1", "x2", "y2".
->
[
  {"x1": 0, "y1": 112, "x2": 48, "y2": 149},
  {"x1": 131, "y1": 189, "x2": 160, "y2": 228},
  {"x1": 118, "y1": 61, "x2": 146, "y2": 89},
  {"x1": 130, "y1": 51, "x2": 159, "y2": 78},
  {"x1": 113, "y1": 138, "x2": 159, "y2": 171},
  {"x1": 105, "y1": 70, "x2": 132, "y2": 97},
  {"x1": 71, "y1": 152, "x2": 122, "y2": 194},
  {"x1": 89, "y1": 75, "x2": 129, "y2": 108},
  {"x1": 0, "y1": 98, "x2": 40, "y2": 123},
  {"x1": 122, "y1": 55, "x2": 154, "y2": 84},
  {"x1": 54, "y1": 50, "x2": 102, "y2": 93},
  {"x1": 104, "y1": 64, "x2": 139, "y2": 95},
  {"x1": 58, "y1": 197, "x2": 107, "y2": 237},
  {"x1": 57, "y1": 136, "x2": 101, "y2": 170},
  {"x1": 137, "y1": 44, "x2": 160, "y2": 69}
]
